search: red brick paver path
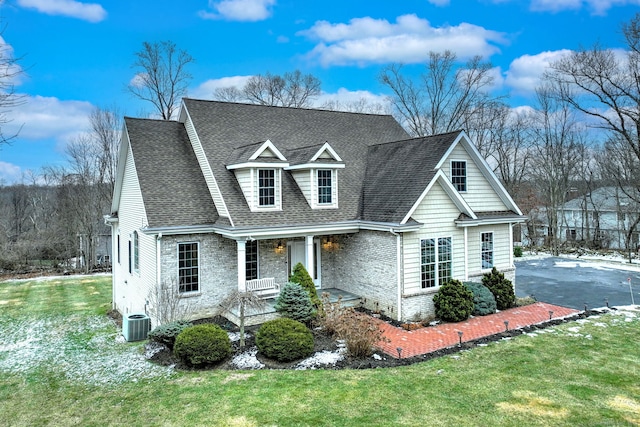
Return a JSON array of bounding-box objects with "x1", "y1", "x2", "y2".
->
[{"x1": 376, "y1": 302, "x2": 579, "y2": 359}]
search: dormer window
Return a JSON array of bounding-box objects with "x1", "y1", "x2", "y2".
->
[
  {"x1": 317, "y1": 170, "x2": 332, "y2": 204},
  {"x1": 451, "y1": 161, "x2": 467, "y2": 192},
  {"x1": 258, "y1": 169, "x2": 276, "y2": 207}
]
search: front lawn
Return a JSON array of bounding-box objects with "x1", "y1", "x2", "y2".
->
[{"x1": 1, "y1": 275, "x2": 639, "y2": 426}]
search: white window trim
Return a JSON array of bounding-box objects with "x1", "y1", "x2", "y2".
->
[
  {"x1": 480, "y1": 231, "x2": 494, "y2": 271},
  {"x1": 450, "y1": 159, "x2": 467, "y2": 193},
  {"x1": 420, "y1": 236, "x2": 453, "y2": 289},
  {"x1": 311, "y1": 168, "x2": 338, "y2": 209},
  {"x1": 132, "y1": 230, "x2": 140, "y2": 275},
  {"x1": 177, "y1": 241, "x2": 201, "y2": 295},
  {"x1": 254, "y1": 168, "x2": 281, "y2": 211}
]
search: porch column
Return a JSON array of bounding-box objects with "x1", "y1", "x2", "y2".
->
[
  {"x1": 305, "y1": 235, "x2": 314, "y2": 280},
  {"x1": 237, "y1": 240, "x2": 246, "y2": 292}
]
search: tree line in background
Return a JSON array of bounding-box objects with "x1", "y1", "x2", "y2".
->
[{"x1": 0, "y1": 14, "x2": 638, "y2": 273}]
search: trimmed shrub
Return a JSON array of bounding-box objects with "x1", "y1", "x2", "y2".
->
[
  {"x1": 274, "y1": 282, "x2": 316, "y2": 324},
  {"x1": 173, "y1": 324, "x2": 231, "y2": 367},
  {"x1": 513, "y1": 246, "x2": 523, "y2": 257},
  {"x1": 289, "y1": 262, "x2": 321, "y2": 309},
  {"x1": 255, "y1": 318, "x2": 314, "y2": 362},
  {"x1": 463, "y1": 282, "x2": 497, "y2": 316},
  {"x1": 148, "y1": 320, "x2": 192, "y2": 349},
  {"x1": 433, "y1": 279, "x2": 474, "y2": 322},
  {"x1": 482, "y1": 267, "x2": 516, "y2": 310}
]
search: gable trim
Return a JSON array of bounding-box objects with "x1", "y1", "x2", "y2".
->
[
  {"x1": 436, "y1": 131, "x2": 522, "y2": 215},
  {"x1": 311, "y1": 142, "x2": 343, "y2": 162},
  {"x1": 401, "y1": 169, "x2": 476, "y2": 225},
  {"x1": 110, "y1": 121, "x2": 131, "y2": 214},
  {"x1": 249, "y1": 139, "x2": 287, "y2": 161}
]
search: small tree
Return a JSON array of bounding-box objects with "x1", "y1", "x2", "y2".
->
[
  {"x1": 217, "y1": 290, "x2": 266, "y2": 348},
  {"x1": 147, "y1": 279, "x2": 193, "y2": 325},
  {"x1": 481, "y1": 267, "x2": 516, "y2": 310},
  {"x1": 274, "y1": 282, "x2": 316, "y2": 324},
  {"x1": 289, "y1": 262, "x2": 321, "y2": 309}
]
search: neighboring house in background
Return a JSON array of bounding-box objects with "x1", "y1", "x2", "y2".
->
[
  {"x1": 105, "y1": 99, "x2": 525, "y2": 326},
  {"x1": 553, "y1": 187, "x2": 640, "y2": 250}
]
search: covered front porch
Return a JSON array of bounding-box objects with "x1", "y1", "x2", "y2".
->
[{"x1": 225, "y1": 287, "x2": 362, "y2": 326}]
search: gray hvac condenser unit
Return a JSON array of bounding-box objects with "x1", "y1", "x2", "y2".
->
[{"x1": 122, "y1": 313, "x2": 150, "y2": 342}]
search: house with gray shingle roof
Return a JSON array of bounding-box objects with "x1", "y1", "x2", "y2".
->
[{"x1": 106, "y1": 99, "x2": 524, "y2": 326}]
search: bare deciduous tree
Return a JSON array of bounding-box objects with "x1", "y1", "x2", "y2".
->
[
  {"x1": 0, "y1": 23, "x2": 26, "y2": 145},
  {"x1": 147, "y1": 279, "x2": 194, "y2": 325},
  {"x1": 379, "y1": 50, "x2": 507, "y2": 155},
  {"x1": 214, "y1": 70, "x2": 321, "y2": 108},
  {"x1": 216, "y1": 290, "x2": 265, "y2": 348},
  {"x1": 127, "y1": 41, "x2": 194, "y2": 120}
]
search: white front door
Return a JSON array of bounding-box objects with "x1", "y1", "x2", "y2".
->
[{"x1": 288, "y1": 240, "x2": 321, "y2": 288}]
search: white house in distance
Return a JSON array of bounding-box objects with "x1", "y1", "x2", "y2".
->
[{"x1": 105, "y1": 99, "x2": 525, "y2": 326}]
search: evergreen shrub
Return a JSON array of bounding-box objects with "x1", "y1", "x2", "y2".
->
[
  {"x1": 289, "y1": 262, "x2": 321, "y2": 309},
  {"x1": 255, "y1": 318, "x2": 314, "y2": 362},
  {"x1": 173, "y1": 324, "x2": 231, "y2": 367},
  {"x1": 433, "y1": 279, "x2": 474, "y2": 322},
  {"x1": 482, "y1": 267, "x2": 516, "y2": 310},
  {"x1": 463, "y1": 281, "x2": 497, "y2": 316},
  {"x1": 148, "y1": 320, "x2": 192, "y2": 348},
  {"x1": 274, "y1": 282, "x2": 316, "y2": 324},
  {"x1": 513, "y1": 246, "x2": 523, "y2": 257}
]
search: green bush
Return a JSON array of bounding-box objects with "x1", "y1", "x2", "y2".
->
[
  {"x1": 173, "y1": 324, "x2": 231, "y2": 367},
  {"x1": 148, "y1": 320, "x2": 192, "y2": 348},
  {"x1": 513, "y1": 246, "x2": 523, "y2": 257},
  {"x1": 463, "y1": 282, "x2": 497, "y2": 316},
  {"x1": 482, "y1": 267, "x2": 516, "y2": 310},
  {"x1": 255, "y1": 318, "x2": 314, "y2": 362},
  {"x1": 289, "y1": 262, "x2": 321, "y2": 309},
  {"x1": 274, "y1": 282, "x2": 316, "y2": 324},
  {"x1": 433, "y1": 279, "x2": 474, "y2": 322}
]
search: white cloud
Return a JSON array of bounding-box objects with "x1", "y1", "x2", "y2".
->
[
  {"x1": 427, "y1": 0, "x2": 451, "y2": 5},
  {"x1": 190, "y1": 75, "x2": 253, "y2": 100},
  {"x1": 0, "y1": 161, "x2": 22, "y2": 184},
  {"x1": 17, "y1": 0, "x2": 107, "y2": 23},
  {"x1": 504, "y1": 50, "x2": 572, "y2": 95},
  {"x1": 298, "y1": 14, "x2": 507, "y2": 67},
  {"x1": 314, "y1": 88, "x2": 391, "y2": 110},
  {"x1": 199, "y1": 0, "x2": 276, "y2": 22},
  {"x1": 6, "y1": 95, "x2": 93, "y2": 143},
  {"x1": 489, "y1": 0, "x2": 640, "y2": 14}
]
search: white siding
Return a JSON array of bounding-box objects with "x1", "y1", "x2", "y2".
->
[
  {"x1": 467, "y1": 224, "x2": 512, "y2": 278},
  {"x1": 402, "y1": 181, "x2": 465, "y2": 295},
  {"x1": 183, "y1": 112, "x2": 231, "y2": 220},
  {"x1": 233, "y1": 169, "x2": 253, "y2": 207},
  {"x1": 113, "y1": 145, "x2": 156, "y2": 316},
  {"x1": 442, "y1": 144, "x2": 507, "y2": 212},
  {"x1": 291, "y1": 170, "x2": 312, "y2": 206}
]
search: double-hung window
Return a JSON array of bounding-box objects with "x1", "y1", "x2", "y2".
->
[
  {"x1": 481, "y1": 232, "x2": 493, "y2": 269},
  {"x1": 258, "y1": 169, "x2": 275, "y2": 207},
  {"x1": 178, "y1": 242, "x2": 199, "y2": 293},
  {"x1": 451, "y1": 161, "x2": 467, "y2": 192},
  {"x1": 245, "y1": 240, "x2": 258, "y2": 281},
  {"x1": 317, "y1": 170, "x2": 332, "y2": 204},
  {"x1": 421, "y1": 237, "x2": 452, "y2": 288}
]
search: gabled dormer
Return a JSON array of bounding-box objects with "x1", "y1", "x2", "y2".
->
[
  {"x1": 286, "y1": 142, "x2": 345, "y2": 209},
  {"x1": 226, "y1": 140, "x2": 289, "y2": 211}
]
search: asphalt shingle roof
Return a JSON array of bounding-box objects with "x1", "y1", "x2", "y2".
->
[
  {"x1": 182, "y1": 99, "x2": 411, "y2": 227},
  {"x1": 124, "y1": 117, "x2": 219, "y2": 228}
]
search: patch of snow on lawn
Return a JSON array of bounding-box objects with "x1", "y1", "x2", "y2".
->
[
  {"x1": 0, "y1": 314, "x2": 173, "y2": 386},
  {"x1": 231, "y1": 347, "x2": 264, "y2": 370},
  {"x1": 295, "y1": 349, "x2": 345, "y2": 370}
]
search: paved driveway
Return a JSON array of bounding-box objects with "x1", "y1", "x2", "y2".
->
[{"x1": 515, "y1": 257, "x2": 640, "y2": 310}]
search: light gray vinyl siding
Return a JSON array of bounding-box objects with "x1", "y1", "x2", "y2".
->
[
  {"x1": 442, "y1": 144, "x2": 507, "y2": 212},
  {"x1": 291, "y1": 170, "x2": 312, "y2": 206},
  {"x1": 233, "y1": 169, "x2": 253, "y2": 208},
  {"x1": 467, "y1": 224, "x2": 512, "y2": 277},
  {"x1": 403, "y1": 180, "x2": 465, "y2": 294},
  {"x1": 183, "y1": 110, "x2": 231, "y2": 220}
]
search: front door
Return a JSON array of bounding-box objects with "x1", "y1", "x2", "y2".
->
[{"x1": 288, "y1": 240, "x2": 321, "y2": 288}]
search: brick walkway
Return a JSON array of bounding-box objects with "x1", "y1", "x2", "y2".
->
[{"x1": 376, "y1": 302, "x2": 580, "y2": 359}]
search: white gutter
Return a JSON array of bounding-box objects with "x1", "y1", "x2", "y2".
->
[{"x1": 390, "y1": 228, "x2": 402, "y2": 321}]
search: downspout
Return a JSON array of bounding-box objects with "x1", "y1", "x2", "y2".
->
[
  {"x1": 154, "y1": 233, "x2": 163, "y2": 315},
  {"x1": 390, "y1": 228, "x2": 402, "y2": 321},
  {"x1": 464, "y1": 227, "x2": 468, "y2": 281}
]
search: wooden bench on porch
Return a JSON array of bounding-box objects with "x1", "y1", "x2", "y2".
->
[{"x1": 246, "y1": 277, "x2": 280, "y2": 299}]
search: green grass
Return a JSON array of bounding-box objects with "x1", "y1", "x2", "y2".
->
[{"x1": 1, "y1": 275, "x2": 640, "y2": 426}]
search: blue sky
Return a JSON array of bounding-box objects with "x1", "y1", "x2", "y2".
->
[{"x1": 0, "y1": 0, "x2": 638, "y2": 183}]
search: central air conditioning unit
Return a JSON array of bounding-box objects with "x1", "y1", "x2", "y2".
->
[{"x1": 122, "y1": 313, "x2": 151, "y2": 342}]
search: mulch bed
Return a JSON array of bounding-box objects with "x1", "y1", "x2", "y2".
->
[{"x1": 144, "y1": 308, "x2": 599, "y2": 371}]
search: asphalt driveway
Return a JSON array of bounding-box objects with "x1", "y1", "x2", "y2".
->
[{"x1": 515, "y1": 256, "x2": 640, "y2": 310}]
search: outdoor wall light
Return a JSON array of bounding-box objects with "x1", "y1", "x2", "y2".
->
[
  {"x1": 322, "y1": 236, "x2": 338, "y2": 251},
  {"x1": 275, "y1": 240, "x2": 285, "y2": 254}
]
